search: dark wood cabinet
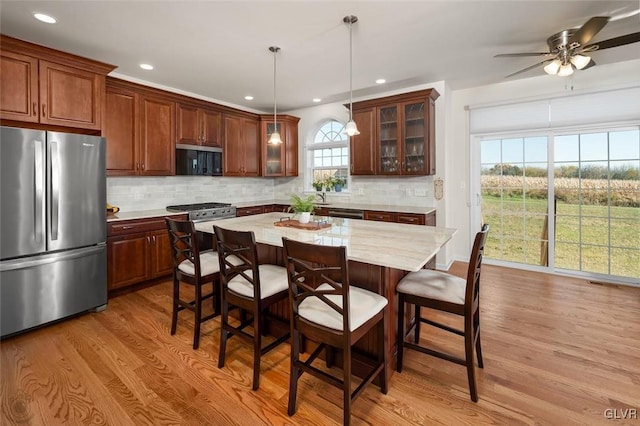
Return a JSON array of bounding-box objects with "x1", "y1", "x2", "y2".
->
[
  {"x1": 0, "y1": 35, "x2": 115, "y2": 131},
  {"x1": 364, "y1": 211, "x2": 396, "y2": 222},
  {"x1": 260, "y1": 115, "x2": 300, "y2": 177},
  {"x1": 350, "y1": 108, "x2": 376, "y2": 175},
  {"x1": 105, "y1": 78, "x2": 175, "y2": 176},
  {"x1": 177, "y1": 103, "x2": 222, "y2": 147},
  {"x1": 107, "y1": 215, "x2": 185, "y2": 291},
  {"x1": 350, "y1": 88, "x2": 439, "y2": 176},
  {"x1": 140, "y1": 94, "x2": 175, "y2": 175},
  {"x1": 397, "y1": 213, "x2": 426, "y2": 225},
  {"x1": 104, "y1": 83, "x2": 138, "y2": 176},
  {"x1": 224, "y1": 114, "x2": 260, "y2": 176}
]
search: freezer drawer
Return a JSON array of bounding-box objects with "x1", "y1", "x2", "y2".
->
[{"x1": 0, "y1": 245, "x2": 107, "y2": 337}]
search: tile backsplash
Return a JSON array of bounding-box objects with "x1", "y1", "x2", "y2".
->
[{"x1": 107, "y1": 175, "x2": 436, "y2": 212}]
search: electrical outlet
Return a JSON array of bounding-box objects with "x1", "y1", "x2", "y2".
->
[
  {"x1": 414, "y1": 189, "x2": 427, "y2": 196},
  {"x1": 134, "y1": 193, "x2": 144, "y2": 200},
  {"x1": 357, "y1": 187, "x2": 364, "y2": 195},
  {"x1": 405, "y1": 188, "x2": 412, "y2": 196}
]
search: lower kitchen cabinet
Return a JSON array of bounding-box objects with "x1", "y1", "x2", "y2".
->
[{"x1": 107, "y1": 215, "x2": 185, "y2": 291}]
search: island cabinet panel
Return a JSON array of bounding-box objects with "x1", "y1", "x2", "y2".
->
[
  {"x1": 107, "y1": 215, "x2": 186, "y2": 292},
  {"x1": 0, "y1": 35, "x2": 115, "y2": 131},
  {"x1": 396, "y1": 212, "x2": 426, "y2": 225},
  {"x1": 350, "y1": 88, "x2": 439, "y2": 176},
  {"x1": 177, "y1": 103, "x2": 222, "y2": 147},
  {"x1": 224, "y1": 114, "x2": 261, "y2": 176},
  {"x1": 349, "y1": 108, "x2": 376, "y2": 175},
  {"x1": 140, "y1": 94, "x2": 175, "y2": 176},
  {"x1": 364, "y1": 210, "x2": 396, "y2": 222},
  {"x1": 260, "y1": 114, "x2": 300, "y2": 177}
]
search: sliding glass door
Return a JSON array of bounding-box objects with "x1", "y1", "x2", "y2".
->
[{"x1": 478, "y1": 127, "x2": 639, "y2": 281}]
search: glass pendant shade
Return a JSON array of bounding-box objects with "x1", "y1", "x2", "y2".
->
[
  {"x1": 268, "y1": 131, "x2": 282, "y2": 144},
  {"x1": 345, "y1": 120, "x2": 360, "y2": 136},
  {"x1": 557, "y1": 63, "x2": 574, "y2": 77},
  {"x1": 570, "y1": 54, "x2": 591, "y2": 70},
  {"x1": 268, "y1": 46, "x2": 282, "y2": 144},
  {"x1": 544, "y1": 59, "x2": 561, "y2": 75},
  {"x1": 343, "y1": 15, "x2": 360, "y2": 137}
]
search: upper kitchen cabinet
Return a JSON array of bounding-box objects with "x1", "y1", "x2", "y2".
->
[
  {"x1": 260, "y1": 114, "x2": 300, "y2": 177},
  {"x1": 224, "y1": 113, "x2": 260, "y2": 176},
  {"x1": 104, "y1": 78, "x2": 175, "y2": 176},
  {"x1": 177, "y1": 102, "x2": 222, "y2": 147},
  {"x1": 0, "y1": 35, "x2": 115, "y2": 131},
  {"x1": 350, "y1": 88, "x2": 439, "y2": 176}
]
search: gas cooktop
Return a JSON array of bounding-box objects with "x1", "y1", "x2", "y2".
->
[{"x1": 166, "y1": 202, "x2": 236, "y2": 221}]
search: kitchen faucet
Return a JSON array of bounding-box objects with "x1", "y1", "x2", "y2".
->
[{"x1": 315, "y1": 192, "x2": 326, "y2": 203}]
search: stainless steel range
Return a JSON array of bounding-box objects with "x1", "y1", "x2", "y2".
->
[{"x1": 166, "y1": 202, "x2": 236, "y2": 222}]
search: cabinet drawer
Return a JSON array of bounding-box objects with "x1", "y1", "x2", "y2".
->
[
  {"x1": 364, "y1": 211, "x2": 396, "y2": 222},
  {"x1": 108, "y1": 215, "x2": 185, "y2": 237},
  {"x1": 397, "y1": 213, "x2": 425, "y2": 225},
  {"x1": 236, "y1": 206, "x2": 265, "y2": 217}
]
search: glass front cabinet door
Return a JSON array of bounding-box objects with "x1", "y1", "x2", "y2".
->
[
  {"x1": 352, "y1": 88, "x2": 439, "y2": 176},
  {"x1": 260, "y1": 114, "x2": 300, "y2": 177},
  {"x1": 264, "y1": 122, "x2": 284, "y2": 175}
]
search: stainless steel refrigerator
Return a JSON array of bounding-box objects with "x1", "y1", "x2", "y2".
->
[{"x1": 1, "y1": 126, "x2": 107, "y2": 337}]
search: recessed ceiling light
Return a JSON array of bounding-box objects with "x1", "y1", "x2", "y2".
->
[
  {"x1": 244, "y1": 96, "x2": 254, "y2": 101},
  {"x1": 34, "y1": 13, "x2": 56, "y2": 24},
  {"x1": 139, "y1": 63, "x2": 154, "y2": 70},
  {"x1": 312, "y1": 98, "x2": 322, "y2": 103},
  {"x1": 375, "y1": 78, "x2": 386, "y2": 84}
]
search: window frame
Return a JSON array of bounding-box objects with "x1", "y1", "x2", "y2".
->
[{"x1": 306, "y1": 119, "x2": 350, "y2": 191}]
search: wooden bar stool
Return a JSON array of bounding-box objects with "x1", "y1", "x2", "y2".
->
[
  {"x1": 396, "y1": 224, "x2": 489, "y2": 402},
  {"x1": 282, "y1": 237, "x2": 388, "y2": 426},
  {"x1": 165, "y1": 217, "x2": 221, "y2": 350},
  {"x1": 213, "y1": 225, "x2": 290, "y2": 391}
]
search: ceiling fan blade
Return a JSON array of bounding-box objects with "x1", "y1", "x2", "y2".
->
[
  {"x1": 567, "y1": 16, "x2": 609, "y2": 47},
  {"x1": 583, "y1": 32, "x2": 640, "y2": 51},
  {"x1": 495, "y1": 52, "x2": 553, "y2": 57},
  {"x1": 582, "y1": 58, "x2": 597, "y2": 70},
  {"x1": 504, "y1": 59, "x2": 553, "y2": 78}
]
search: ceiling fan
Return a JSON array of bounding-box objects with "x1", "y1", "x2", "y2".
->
[{"x1": 496, "y1": 16, "x2": 640, "y2": 78}]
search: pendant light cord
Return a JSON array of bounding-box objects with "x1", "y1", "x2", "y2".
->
[
  {"x1": 349, "y1": 18, "x2": 353, "y2": 121},
  {"x1": 273, "y1": 47, "x2": 277, "y2": 128}
]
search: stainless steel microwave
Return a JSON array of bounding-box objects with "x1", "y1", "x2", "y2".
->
[{"x1": 175, "y1": 144, "x2": 223, "y2": 176}]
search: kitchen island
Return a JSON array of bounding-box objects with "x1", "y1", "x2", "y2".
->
[{"x1": 195, "y1": 212, "x2": 456, "y2": 382}]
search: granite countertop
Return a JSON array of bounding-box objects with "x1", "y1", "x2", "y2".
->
[
  {"x1": 107, "y1": 201, "x2": 435, "y2": 222},
  {"x1": 106, "y1": 209, "x2": 185, "y2": 222},
  {"x1": 195, "y1": 212, "x2": 454, "y2": 272},
  {"x1": 253, "y1": 199, "x2": 436, "y2": 215}
]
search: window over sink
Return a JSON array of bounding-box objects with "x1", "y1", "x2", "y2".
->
[{"x1": 307, "y1": 120, "x2": 349, "y2": 191}]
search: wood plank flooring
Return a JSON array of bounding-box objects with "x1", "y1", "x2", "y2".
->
[{"x1": 2, "y1": 263, "x2": 639, "y2": 425}]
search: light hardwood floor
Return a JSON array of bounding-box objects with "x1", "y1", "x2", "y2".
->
[{"x1": 2, "y1": 263, "x2": 639, "y2": 425}]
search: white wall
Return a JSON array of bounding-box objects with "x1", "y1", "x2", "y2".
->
[{"x1": 446, "y1": 59, "x2": 640, "y2": 263}]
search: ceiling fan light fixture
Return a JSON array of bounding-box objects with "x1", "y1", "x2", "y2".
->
[
  {"x1": 570, "y1": 54, "x2": 591, "y2": 70},
  {"x1": 268, "y1": 46, "x2": 282, "y2": 145},
  {"x1": 557, "y1": 63, "x2": 574, "y2": 77},
  {"x1": 342, "y1": 15, "x2": 360, "y2": 137},
  {"x1": 544, "y1": 59, "x2": 562, "y2": 75}
]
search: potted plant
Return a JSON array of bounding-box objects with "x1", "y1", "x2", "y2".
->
[
  {"x1": 312, "y1": 180, "x2": 324, "y2": 192},
  {"x1": 323, "y1": 176, "x2": 335, "y2": 192},
  {"x1": 287, "y1": 194, "x2": 316, "y2": 223},
  {"x1": 332, "y1": 177, "x2": 346, "y2": 192}
]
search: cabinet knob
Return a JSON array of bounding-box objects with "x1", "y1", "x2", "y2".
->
[
  {"x1": 141, "y1": 163, "x2": 145, "y2": 171},
  {"x1": 42, "y1": 104, "x2": 46, "y2": 117}
]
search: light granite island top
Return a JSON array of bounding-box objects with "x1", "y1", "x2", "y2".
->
[{"x1": 194, "y1": 212, "x2": 455, "y2": 272}]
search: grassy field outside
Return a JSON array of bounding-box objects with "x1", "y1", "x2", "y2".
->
[{"x1": 481, "y1": 193, "x2": 640, "y2": 278}]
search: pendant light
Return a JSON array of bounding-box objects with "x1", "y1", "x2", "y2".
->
[
  {"x1": 343, "y1": 15, "x2": 360, "y2": 136},
  {"x1": 268, "y1": 46, "x2": 282, "y2": 144}
]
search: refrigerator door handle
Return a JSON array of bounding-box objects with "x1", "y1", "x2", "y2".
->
[
  {"x1": 34, "y1": 139, "x2": 44, "y2": 243},
  {"x1": 0, "y1": 244, "x2": 106, "y2": 272},
  {"x1": 51, "y1": 141, "x2": 60, "y2": 240}
]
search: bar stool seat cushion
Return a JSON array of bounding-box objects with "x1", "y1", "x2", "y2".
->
[
  {"x1": 178, "y1": 250, "x2": 220, "y2": 277},
  {"x1": 397, "y1": 269, "x2": 466, "y2": 305},
  {"x1": 299, "y1": 283, "x2": 388, "y2": 332},
  {"x1": 228, "y1": 264, "x2": 288, "y2": 299}
]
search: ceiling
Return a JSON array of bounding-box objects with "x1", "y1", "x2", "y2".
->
[{"x1": 1, "y1": 1, "x2": 639, "y2": 112}]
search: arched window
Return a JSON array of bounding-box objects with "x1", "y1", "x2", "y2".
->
[{"x1": 307, "y1": 120, "x2": 349, "y2": 190}]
